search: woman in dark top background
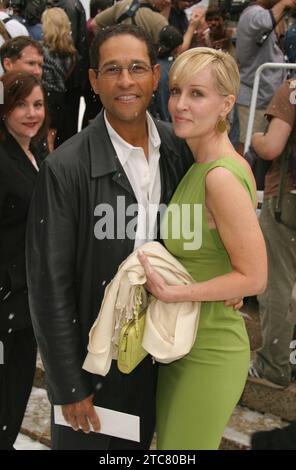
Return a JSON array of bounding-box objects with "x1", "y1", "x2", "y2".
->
[
  {"x1": 0, "y1": 71, "x2": 48, "y2": 450},
  {"x1": 41, "y1": 7, "x2": 76, "y2": 151}
]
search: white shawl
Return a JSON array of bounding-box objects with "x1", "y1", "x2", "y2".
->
[{"x1": 83, "y1": 241, "x2": 200, "y2": 376}]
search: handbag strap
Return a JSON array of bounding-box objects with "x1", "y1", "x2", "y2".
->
[
  {"x1": 133, "y1": 285, "x2": 143, "y2": 336},
  {"x1": 275, "y1": 140, "x2": 292, "y2": 222}
]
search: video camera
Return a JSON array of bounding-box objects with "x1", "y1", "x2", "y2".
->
[
  {"x1": 9, "y1": 0, "x2": 48, "y2": 23},
  {"x1": 9, "y1": 0, "x2": 27, "y2": 13},
  {"x1": 219, "y1": 0, "x2": 250, "y2": 22}
]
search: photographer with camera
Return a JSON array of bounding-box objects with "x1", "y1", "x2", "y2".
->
[{"x1": 236, "y1": 0, "x2": 296, "y2": 146}]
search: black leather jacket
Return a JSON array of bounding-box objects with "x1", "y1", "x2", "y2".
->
[{"x1": 26, "y1": 112, "x2": 193, "y2": 404}]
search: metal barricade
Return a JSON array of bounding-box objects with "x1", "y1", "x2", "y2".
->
[
  {"x1": 244, "y1": 62, "x2": 296, "y2": 154},
  {"x1": 243, "y1": 62, "x2": 296, "y2": 214}
]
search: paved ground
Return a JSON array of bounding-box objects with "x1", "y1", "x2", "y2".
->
[{"x1": 15, "y1": 433, "x2": 50, "y2": 451}]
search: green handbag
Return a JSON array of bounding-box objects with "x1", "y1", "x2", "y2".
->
[{"x1": 117, "y1": 286, "x2": 148, "y2": 374}]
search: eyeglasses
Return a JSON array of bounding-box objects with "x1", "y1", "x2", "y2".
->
[{"x1": 95, "y1": 63, "x2": 153, "y2": 79}]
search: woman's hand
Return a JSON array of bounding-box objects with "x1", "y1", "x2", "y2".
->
[
  {"x1": 138, "y1": 251, "x2": 176, "y2": 303},
  {"x1": 138, "y1": 251, "x2": 246, "y2": 309}
]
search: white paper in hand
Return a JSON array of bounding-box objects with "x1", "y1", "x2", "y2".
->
[{"x1": 54, "y1": 405, "x2": 140, "y2": 442}]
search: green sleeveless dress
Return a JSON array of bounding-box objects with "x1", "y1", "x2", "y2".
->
[{"x1": 157, "y1": 157, "x2": 256, "y2": 450}]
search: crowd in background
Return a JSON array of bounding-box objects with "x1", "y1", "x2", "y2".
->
[{"x1": 0, "y1": 0, "x2": 296, "y2": 450}]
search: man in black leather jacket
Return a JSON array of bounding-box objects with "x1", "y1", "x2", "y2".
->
[{"x1": 26, "y1": 24, "x2": 193, "y2": 450}]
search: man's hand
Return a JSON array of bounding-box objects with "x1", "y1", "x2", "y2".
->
[
  {"x1": 224, "y1": 298, "x2": 244, "y2": 310},
  {"x1": 62, "y1": 394, "x2": 100, "y2": 434},
  {"x1": 272, "y1": 0, "x2": 296, "y2": 24},
  {"x1": 189, "y1": 8, "x2": 205, "y2": 28}
]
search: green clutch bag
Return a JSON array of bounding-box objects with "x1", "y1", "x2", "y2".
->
[{"x1": 117, "y1": 286, "x2": 148, "y2": 374}]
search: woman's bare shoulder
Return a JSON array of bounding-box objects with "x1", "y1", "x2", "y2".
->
[
  {"x1": 232, "y1": 153, "x2": 257, "y2": 191},
  {"x1": 206, "y1": 153, "x2": 256, "y2": 191}
]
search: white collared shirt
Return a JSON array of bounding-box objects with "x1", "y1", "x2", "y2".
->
[{"x1": 104, "y1": 111, "x2": 161, "y2": 249}]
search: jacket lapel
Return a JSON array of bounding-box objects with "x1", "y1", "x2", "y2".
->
[
  {"x1": 88, "y1": 112, "x2": 136, "y2": 200},
  {"x1": 111, "y1": 162, "x2": 135, "y2": 196},
  {"x1": 1, "y1": 133, "x2": 39, "y2": 184}
]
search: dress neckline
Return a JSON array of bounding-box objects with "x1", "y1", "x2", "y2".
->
[{"x1": 194, "y1": 155, "x2": 236, "y2": 166}]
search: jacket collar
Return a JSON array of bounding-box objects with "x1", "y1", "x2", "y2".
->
[
  {"x1": 88, "y1": 111, "x2": 120, "y2": 179},
  {"x1": 88, "y1": 111, "x2": 136, "y2": 198},
  {"x1": 87, "y1": 110, "x2": 183, "y2": 202},
  {"x1": 88, "y1": 110, "x2": 181, "y2": 177}
]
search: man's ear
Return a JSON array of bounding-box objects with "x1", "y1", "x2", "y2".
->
[
  {"x1": 89, "y1": 68, "x2": 99, "y2": 95},
  {"x1": 152, "y1": 63, "x2": 161, "y2": 92},
  {"x1": 3, "y1": 57, "x2": 13, "y2": 72}
]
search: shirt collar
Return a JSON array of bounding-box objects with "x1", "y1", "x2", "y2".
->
[{"x1": 104, "y1": 110, "x2": 161, "y2": 166}]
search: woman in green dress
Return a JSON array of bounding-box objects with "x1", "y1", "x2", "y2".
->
[{"x1": 138, "y1": 47, "x2": 267, "y2": 450}]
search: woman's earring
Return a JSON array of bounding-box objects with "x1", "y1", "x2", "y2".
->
[{"x1": 215, "y1": 117, "x2": 228, "y2": 133}]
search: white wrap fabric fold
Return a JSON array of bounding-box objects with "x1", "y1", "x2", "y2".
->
[{"x1": 83, "y1": 242, "x2": 200, "y2": 376}]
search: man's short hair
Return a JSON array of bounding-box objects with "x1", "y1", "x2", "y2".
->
[
  {"x1": 90, "y1": 24, "x2": 157, "y2": 71},
  {"x1": 0, "y1": 36, "x2": 44, "y2": 69},
  {"x1": 206, "y1": 5, "x2": 224, "y2": 21},
  {"x1": 157, "y1": 25, "x2": 183, "y2": 59}
]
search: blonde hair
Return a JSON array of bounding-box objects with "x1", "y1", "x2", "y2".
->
[
  {"x1": 42, "y1": 7, "x2": 76, "y2": 56},
  {"x1": 169, "y1": 47, "x2": 240, "y2": 98}
]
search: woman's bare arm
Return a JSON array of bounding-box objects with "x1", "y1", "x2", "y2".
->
[{"x1": 252, "y1": 117, "x2": 292, "y2": 161}]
